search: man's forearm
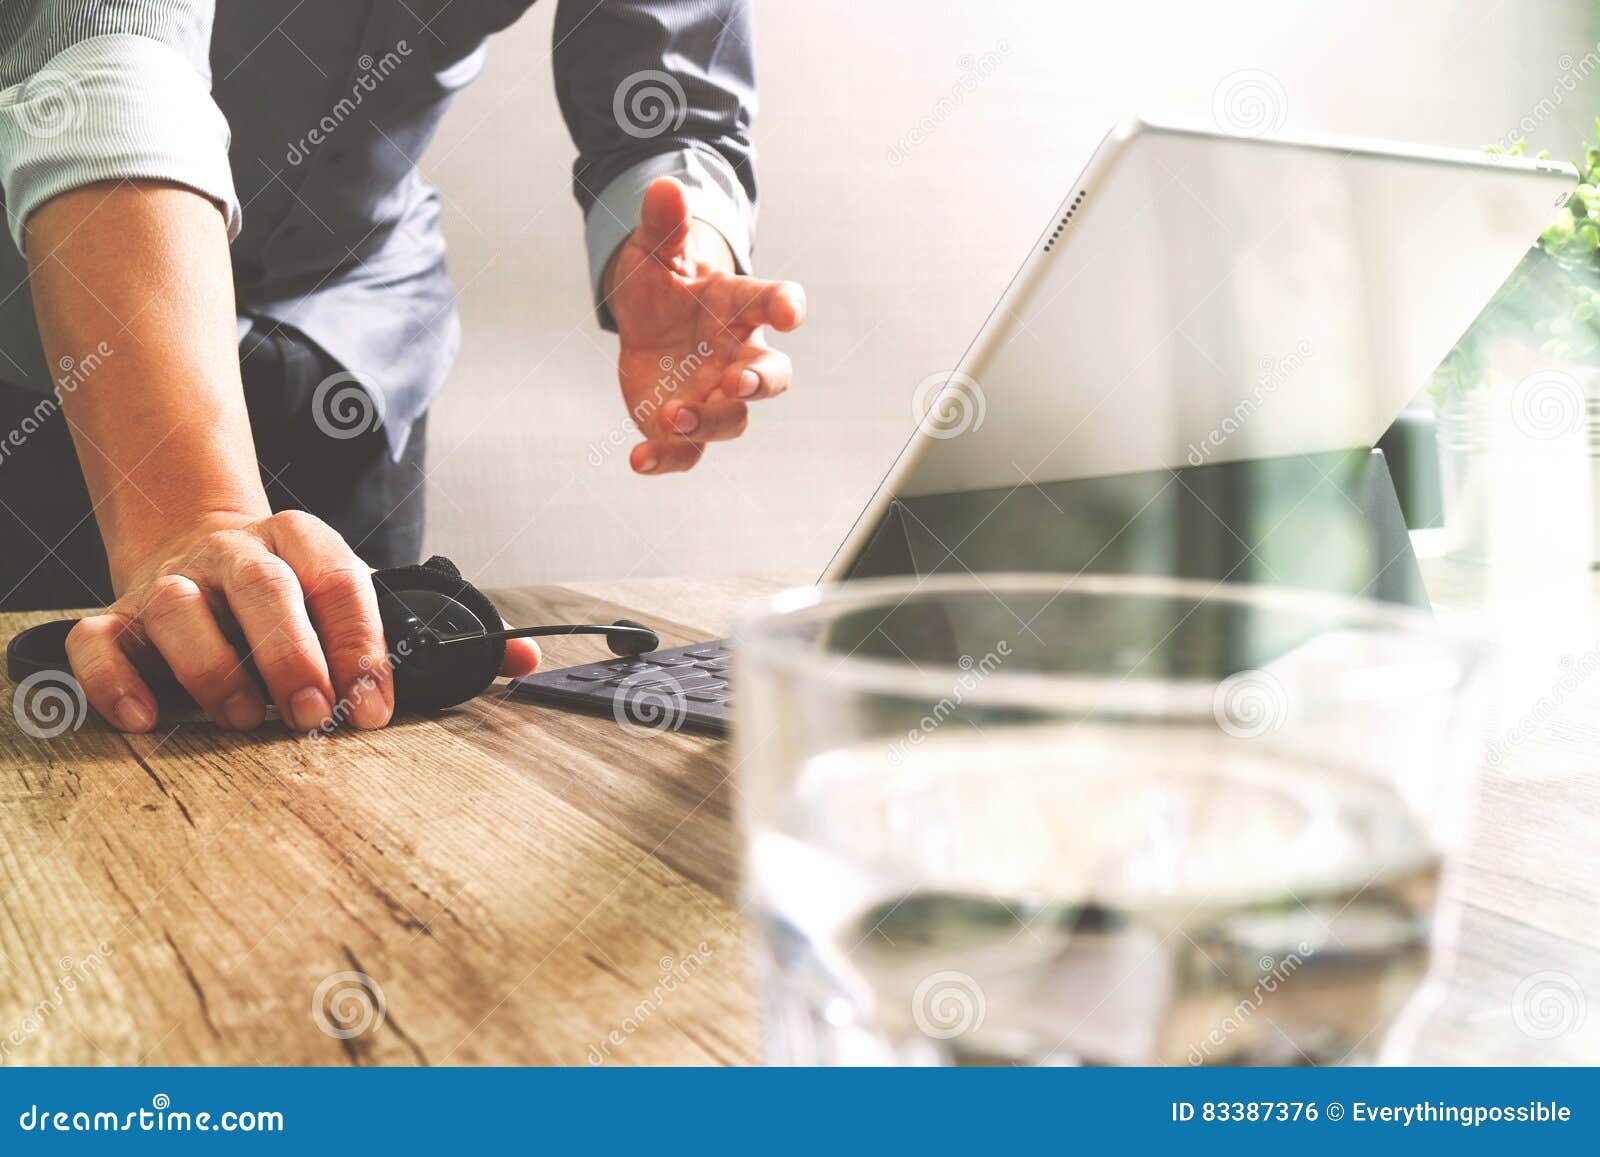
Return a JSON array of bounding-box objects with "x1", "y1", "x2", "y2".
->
[{"x1": 25, "y1": 181, "x2": 269, "y2": 591}]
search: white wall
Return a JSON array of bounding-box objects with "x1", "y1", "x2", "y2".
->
[{"x1": 421, "y1": 0, "x2": 1600, "y2": 587}]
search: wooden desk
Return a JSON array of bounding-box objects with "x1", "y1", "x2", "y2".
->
[
  {"x1": 0, "y1": 563, "x2": 1596, "y2": 1066},
  {"x1": 0, "y1": 577, "x2": 793, "y2": 1066}
]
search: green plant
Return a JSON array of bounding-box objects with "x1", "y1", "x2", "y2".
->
[{"x1": 1430, "y1": 123, "x2": 1600, "y2": 401}]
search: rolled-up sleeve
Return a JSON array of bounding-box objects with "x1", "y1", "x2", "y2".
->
[
  {"x1": 553, "y1": 0, "x2": 758, "y2": 330},
  {"x1": 0, "y1": 1, "x2": 237, "y2": 255}
]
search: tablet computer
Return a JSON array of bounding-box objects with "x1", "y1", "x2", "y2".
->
[{"x1": 824, "y1": 118, "x2": 1576, "y2": 596}]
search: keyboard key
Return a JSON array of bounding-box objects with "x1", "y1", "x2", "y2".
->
[
  {"x1": 684, "y1": 645, "x2": 726, "y2": 658},
  {"x1": 685, "y1": 689, "x2": 729, "y2": 702},
  {"x1": 605, "y1": 672, "x2": 673, "y2": 687},
  {"x1": 611, "y1": 674, "x2": 714, "y2": 694},
  {"x1": 602, "y1": 670, "x2": 707, "y2": 690}
]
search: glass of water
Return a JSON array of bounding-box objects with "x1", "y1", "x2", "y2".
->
[{"x1": 732, "y1": 575, "x2": 1487, "y2": 1066}]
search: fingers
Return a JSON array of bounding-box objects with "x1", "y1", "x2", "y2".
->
[
  {"x1": 267, "y1": 510, "x2": 393, "y2": 731},
  {"x1": 639, "y1": 177, "x2": 692, "y2": 264},
  {"x1": 718, "y1": 278, "x2": 807, "y2": 334},
  {"x1": 632, "y1": 342, "x2": 789, "y2": 471},
  {"x1": 209, "y1": 534, "x2": 338, "y2": 734},
  {"x1": 660, "y1": 393, "x2": 749, "y2": 444},
  {"x1": 500, "y1": 623, "x2": 541, "y2": 678},
  {"x1": 718, "y1": 346, "x2": 792, "y2": 401},
  {"x1": 140, "y1": 575, "x2": 266, "y2": 730},
  {"x1": 645, "y1": 343, "x2": 787, "y2": 462},
  {"x1": 64, "y1": 613, "x2": 159, "y2": 733},
  {"x1": 631, "y1": 438, "x2": 704, "y2": 475},
  {"x1": 60, "y1": 511, "x2": 404, "y2": 735},
  {"x1": 631, "y1": 396, "x2": 746, "y2": 473}
]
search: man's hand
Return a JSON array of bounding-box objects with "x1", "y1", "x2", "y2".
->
[
  {"x1": 65, "y1": 509, "x2": 541, "y2": 734},
  {"x1": 70, "y1": 510, "x2": 391, "y2": 733},
  {"x1": 604, "y1": 177, "x2": 806, "y2": 475},
  {"x1": 26, "y1": 183, "x2": 538, "y2": 735}
]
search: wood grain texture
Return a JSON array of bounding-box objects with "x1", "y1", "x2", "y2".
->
[
  {"x1": 0, "y1": 564, "x2": 1596, "y2": 1065},
  {"x1": 0, "y1": 580, "x2": 786, "y2": 1067}
]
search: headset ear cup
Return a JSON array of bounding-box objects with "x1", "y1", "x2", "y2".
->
[
  {"x1": 417, "y1": 554, "x2": 462, "y2": 581},
  {"x1": 372, "y1": 556, "x2": 507, "y2": 711}
]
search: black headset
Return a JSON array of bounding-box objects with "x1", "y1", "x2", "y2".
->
[{"x1": 5, "y1": 555, "x2": 660, "y2": 716}]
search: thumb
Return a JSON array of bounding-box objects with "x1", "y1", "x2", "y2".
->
[
  {"x1": 499, "y1": 636, "x2": 541, "y2": 678},
  {"x1": 639, "y1": 176, "x2": 692, "y2": 261}
]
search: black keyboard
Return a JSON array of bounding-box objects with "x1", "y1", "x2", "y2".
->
[{"x1": 507, "y1": 639, "x2": 732, "y2": 737}]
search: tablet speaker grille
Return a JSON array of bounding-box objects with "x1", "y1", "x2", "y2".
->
[{"x1": 1042, "y1": 189, "x2": 1087, "y2": 253}]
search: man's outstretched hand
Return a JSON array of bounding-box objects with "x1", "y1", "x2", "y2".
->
[{"x1": 604, "y1": 177, "x2": 806, "y2": 475}]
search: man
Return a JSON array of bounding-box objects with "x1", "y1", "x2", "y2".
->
[{"x1": 0, "y1": 1, "x2": 805, "y2": 735}]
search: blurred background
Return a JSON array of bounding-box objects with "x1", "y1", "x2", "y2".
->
[{"x1": 420, "y1": 0, "x2": 1600, "y2": 587}]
